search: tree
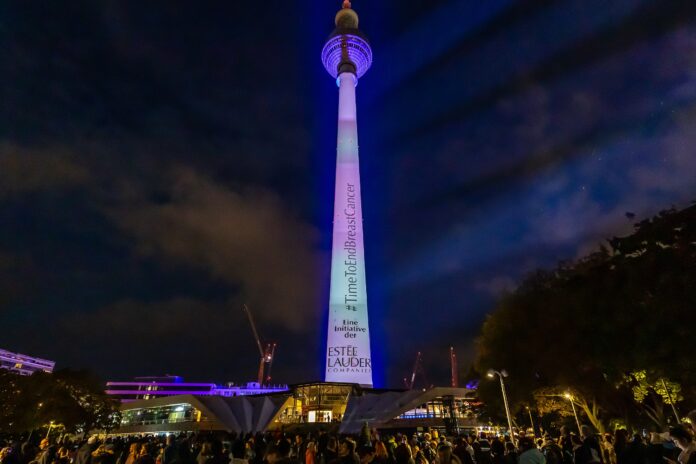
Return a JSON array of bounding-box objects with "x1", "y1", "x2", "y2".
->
[
  {"x1": 0, "y1": 368, "x2": 120, "y2": 435},
  {"x1": 622, "y1": 370, "x2": 683, "y2": 429},
  {"x1": 476, "y1": 204, "x2": 696, "y2": 431}
]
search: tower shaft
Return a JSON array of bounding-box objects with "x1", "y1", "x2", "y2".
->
[{"x1": 325, "y1": 72, "x2": 372, "y2": 386}]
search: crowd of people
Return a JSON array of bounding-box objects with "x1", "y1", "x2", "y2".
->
[{"x1": 1, "y1": 411, "x2": 695, "y2": 464}]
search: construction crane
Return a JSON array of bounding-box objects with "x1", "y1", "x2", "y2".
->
[
  {"x1": 450, "y1": 346, "x2": 459, "y2": 388},
  {"x1": 403, "y1": 351, "x2": 431, "y2": 390},
  {"x1": 242, "y1": 304, "x2": 277, "y2": 386}
]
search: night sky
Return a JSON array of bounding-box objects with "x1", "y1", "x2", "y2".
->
[{"x1": 2, "y1": 0, "x2": 696, "y2": 387}]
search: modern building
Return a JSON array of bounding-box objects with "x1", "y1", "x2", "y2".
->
[
  {"x1": 0, "y1": 348, "x2": 55, "y2": 376},
  {"x1": 323, "y1": 0, "x2": 374, "y2": 388},
  {"x1": 113, "y1": 382, "x2": 479, "y2": 436},
  {"x1": 106, "y1": 376, "x2": 288, "y2": 403}
]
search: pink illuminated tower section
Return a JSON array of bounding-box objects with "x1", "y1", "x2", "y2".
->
[{"x1": 322, "y1": 1, "x2": 373, "y2": 386}]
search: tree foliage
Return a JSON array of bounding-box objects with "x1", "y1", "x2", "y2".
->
[
  {"x1": 0, "y1": 368, "x2": 120, "y2": 435},
  {"x1": 475, "y1": 204, "x2": 696, "y2": 431},
  {"x1": 621, "y1": 370, "x2": 682, "y2": 429}
]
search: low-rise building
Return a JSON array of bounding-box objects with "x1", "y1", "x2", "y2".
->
[
  {"x1": 112, "y1": 382, "x2": 479, "y2": 435},
  {"x1": 0, "y1": 348, "x2": 55, "y2": 376},
  {"x1": 106, "y1": 376, "x2": 288, "y2": 402}
]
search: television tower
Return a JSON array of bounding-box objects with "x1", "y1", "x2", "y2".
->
[{"x1": 322, "y1": 0, "x2": 373, "y2": 386}]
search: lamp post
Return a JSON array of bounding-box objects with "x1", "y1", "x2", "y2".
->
[
  {"x1": 45, "y1": 421, "x2": 54, "y2": 440},
  {"x1": 526, "y1": 405, "x2": 536, "y2": 436},
  {"x1": 660, "y1": 378, "x2": 681, "y2": 423},
  {"x1": 564, "y1": 392, "x2": 581, "y2": 433},
  {"x1": 487, "y1": 369, "x2": 514, "y2": 440}
]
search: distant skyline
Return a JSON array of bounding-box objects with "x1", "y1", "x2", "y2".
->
[{"x1": 2, "y1": 0, "x2": 696, "y2": 387}]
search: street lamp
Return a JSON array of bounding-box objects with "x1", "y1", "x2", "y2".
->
[
  {"x1": 526, "y1": 405, "x2": 536, "y2": 436},
  {"x1": 660, "y1": 378, "x2": 681, "y2": 423},
  {"x1": 564, "y1": 392, "x2": 581, "y2": 433},
  {"x1": 45, "y1": 421, "x2": 55, "y2": 440},
  {"x1": 487, "y1": 369, "x2": 514, "y2": 440}
]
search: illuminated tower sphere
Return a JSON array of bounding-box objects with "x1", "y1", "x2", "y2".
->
[{"x1": 322, "y1": 0, "x2": 373, "y2": 387}]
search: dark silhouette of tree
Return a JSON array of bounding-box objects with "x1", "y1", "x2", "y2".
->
[
  {"x1": 0, "y1": 368, "x2": 120, "y2": 435},
  {"x1": 476, "y1": 203, "x2": 696, "y2": 431}
]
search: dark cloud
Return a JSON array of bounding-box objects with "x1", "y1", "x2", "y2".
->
[
  {"x1": 0, "y1": 249, "x2": 37, "y2": 307},
  {"x1": 109, "y1": 168, "x2": 322, "y2": 331},
  {"x1": 58, "y1": 298, "x2": 245, "y2": 380},
  {"x1": 0, "y1": 143, "x2": 89, "y2": 195}
]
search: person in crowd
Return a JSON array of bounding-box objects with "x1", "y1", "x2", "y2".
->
[
  {"x1": 601, "y1": 433, "x2": 616, "y2": 464},
  {"x1": 451, "y1": 439, "x2": 472, "y2": 464},
  {"x1": 324, "y1": 438, "x2": 338, "y2": 464},
  {"x1": 92, "y1": 443, "x2": 117, "y2": 464},
  {"x1": 489, "y1": 440, "x2": 505, "y2": 464},
  {"x1": 178, "y1": 438, "x2": 196, "y2": 464},
  {"x1": 621, "y1": 434, "x2": 648, "y2": 464},
  {"x1": 162, "y1": 436, "x2": 178, "y2": 464},
  {"x1": 0, "y1": 447, "x2": 11, "y2": 464},
  {"x1": 411, "y1": 446, "x2": 426, "y2": 464},
  {"x1": 124, "y1": 443, "x2": 140, "y2": 464},
  {"x1": 155, "y1": 444, "x2": 164, "y2": 464},
  {"x1": 55, "y1": 446, "x2": 71, "y2": 464},
  {"x1": 292, "y1": 437, "x2": 306, "y2": 463},
  {"x1": 334, "y1": 439, "x2": 359, "y2": 464},
  {"x1": 19, "y1": 443, "x2": 37, "y2": 464},
  {"x1": 476, "y1": 434, "x2": 492, "y2": 464},
  {"x1": 267, "y1": 440, "x2": 300, "y2": 464},
  {"x1": 518, "y1": 437, "x2": 546, "y2": 464},
  {"x1": 574, "y1": 425, "x2": 603, "y2": 464},
  {"x1": 357, "y1": 446, "x2": 375, "y2": 464},
  {"x1": 392, "y1": 444, "x2": 413, "y2": 464},
  {"x1": 613, "y1": 430, "x2": 629, "y2": 464},
  {"x1": 417, "y1": 440, "x2": 432, "y2": 464},
  {"x1": 558, "y1": 427, "x2": 574, "y2": 464},
  {"x1": 305, "y1": 442, "x2": 317, "y2": 464},
  {"x1": 687, "y1": 411, "x2": 696, "y2": 438},
  {"x1": 230, "y1": 436, "x2": 245, "y2": 464},
  {"x1": 435, "y1": 442, "x2": 461, "y2": 464},
  {"x1": 1, "y1": 443, "x2": 19, "y2": 464},
  {"x1": 503, "y1": 441, "x2": 517, "y2": 464},
  {"x1": 135, "y1": 443, "x2": 155, "y2": 464},
  {"x1": 372, "y1": 441, "x2": 390, "y2": 464},
  {"x1": 37, "y1": 439, "x2": 57, "y2": 464},
  {"x1": 665, "y1": 426, "x2": 696, "y2": 464},
  {"x1": 243, "y1": 438, "x2": 257, "y2": 464},
  {"x1": 540, "y1": 436, "x2": 563, "y2": 464},
  {"x1": 76, "y1": 438, "x2": 99, "y2": 464}
]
